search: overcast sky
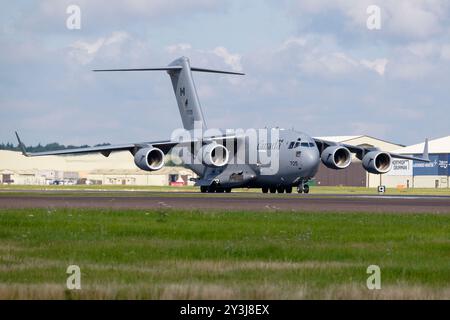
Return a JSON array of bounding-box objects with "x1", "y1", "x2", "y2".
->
[{"x1": 1, "y1": 0, "x2": 449, "y2": 146}]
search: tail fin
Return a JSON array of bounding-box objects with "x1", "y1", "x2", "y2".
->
[
  {"x1": 94, "y1": 56, "x2": 244, "y2": 131},
  {"x1": 422, "y1": 138, "x2": 429, "y2": 161}
]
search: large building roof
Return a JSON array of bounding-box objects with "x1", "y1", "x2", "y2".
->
[
  {"x1": 0, "y1": 150, "x2": 136, "y2": 171},
  {"x1": 392, "y1": 135, "x2": 450, "y2": 154},
  {"x1": 314, "y1": 135, "x2": 404, "y2": 151},
  {"x1": 314, "y1": 135, "x2": 362, "y2": 142}
]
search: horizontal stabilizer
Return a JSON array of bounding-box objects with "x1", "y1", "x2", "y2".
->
[
  {"x1": 93, "y1": 66, "x2": 182, "y2": 72},
  {"x1": 190, "y1": 67, "x2": 244, "y2": 75},
  {"x1": 93, "y1": 66, "x2": 244, "y2": 75}
]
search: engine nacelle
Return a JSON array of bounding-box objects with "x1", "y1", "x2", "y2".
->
[
  {"x1": 198, "y1": 143, "x2": 229, "y2": 167},
  {"x1": 362, "y1": 151, "x2": 392, "y2": 174},
  {"x1": 321, "y1": 146, "x2": 352, "y2": 169},
  {"x1": 134, "y1": 147, "x2": 165, "y2": 172}
]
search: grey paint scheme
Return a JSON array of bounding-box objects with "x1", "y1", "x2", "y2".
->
[
  {"x1": 15, "y1": 56, "x2": 429, "y2": 190},
  {"x1": 168, "y1": 57, "x2": 207, "y2": 130}
]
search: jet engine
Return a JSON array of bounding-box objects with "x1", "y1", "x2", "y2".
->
[
  {"x1": 134, "y1": 147, "x2": 165, "y2": 171},
  {"x1": 321, "y1": 146, "x2": 352, "y2": 169},
  {"x1": 198, "y1": 143, "x2": 229, "y2": 167},
  {"x1": 362, "y1": 151, "x2": 392, "y2": 174}
]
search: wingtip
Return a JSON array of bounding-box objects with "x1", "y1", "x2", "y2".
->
[
  {"x1": 423, "y1": 137, "x2": 430, "y2": 162},
  {"x1": 14, "y1": 131, "x2": 28, "y2": 157},
  {"x1": 14, "y1": 130, "x2": 21, "y2": 144}
]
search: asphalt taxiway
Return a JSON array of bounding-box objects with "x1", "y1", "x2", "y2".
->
[{"x1": 1, "y1": 191, "x2": 450, "y2": 213}]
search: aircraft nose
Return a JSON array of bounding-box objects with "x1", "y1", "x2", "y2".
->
[{"x1": 302, "y1": 148, "x2": 320, "y2": 176}]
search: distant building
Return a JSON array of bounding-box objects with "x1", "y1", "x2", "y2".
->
[
  {"x1": 313, "y1": 135, "x2": 404, "y2": 188},
  {"x1": 384, "y1": 135, "x2": 450, "y2": 189},
  {"x1": 0, "y1": 150, "x2": 196, "y2": 186},
  {"x1": 1, "y1": 136, "x2": 449, "y2": 188}
]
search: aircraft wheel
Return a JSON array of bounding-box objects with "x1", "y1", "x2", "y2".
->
[
  {"x1": 200, "y1": 186, "x2": 207, "y2": 193},
  {"x1": 277, "y1": 186, "x2": 285, "y2": 193},
  {"x1": 285, "y1": 186, "x2": 292, "y2": 193},
  {"x1": 303, "y1": 185, "x2": 310, "y2": 194},
  {"x1": 297, "y1": 186, "x2": 303, "y2": 194},
  {"x1": 269, "y1": 187, "x2": 277, "y2": 194},
  {"x1": 207, "y1": 186, "x2": 216, "y2": 193},
  {"x1": 262, "y1": 187, "x2": 268, "y2": 193},
  {"x1": 216, "y1": 187, "x2": 225, "y2": 193},
  {"x1": 225, "y1": 188, "x2": 232, "y2": 193}
]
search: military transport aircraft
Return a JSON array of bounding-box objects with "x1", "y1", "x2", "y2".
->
[{"x1": 15, "y1": 56, "x2": 429, "y2": 193}]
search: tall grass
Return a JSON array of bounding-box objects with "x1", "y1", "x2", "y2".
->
[{"x1": 0, "y1": 208, "x2": 449, "y2": 299}]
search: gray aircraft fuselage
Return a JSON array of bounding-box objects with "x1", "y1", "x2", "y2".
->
[{"x1": 184, "y1": 129, "x2": 320, "y2": 189}]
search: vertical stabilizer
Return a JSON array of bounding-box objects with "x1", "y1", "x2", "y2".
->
[
  {"x1": 167, "y1": 57, "x2": 206, "y2": 130},
  {"x1": 93, "y1": 56, "x2": 244, "y2": 131}
]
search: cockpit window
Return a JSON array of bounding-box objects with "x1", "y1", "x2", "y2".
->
[{"x1": 289, "y1": 139, "x2": 313, "y2": 149}]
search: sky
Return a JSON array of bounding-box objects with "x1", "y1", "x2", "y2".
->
[{"x1": 1, "y1": 0, "x2": 449, "y2": 146}]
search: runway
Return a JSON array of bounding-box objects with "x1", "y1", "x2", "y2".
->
[{"x1": 1, "y1": 192, "x2": 450, "y2": 213}]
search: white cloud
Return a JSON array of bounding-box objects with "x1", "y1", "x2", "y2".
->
[
  {"x1": 385, "y1": 0, "x2": 443, "y2": 38},
  {"x1": 212, "y1": 46, "x2": 242, "y2": 72},
  {"x1": 350, "y1": 121, "x2": 390, "y2": 138},
  {"x1": 407, "y1": 41, "x2": 440, "y2": 58},
  {"x1": 440, "y1": 45, "x2": 450, "y2": 61},
  {"x1": 387, "y1": 58, "x2": 435, "y2": 80},
  {"x1": 278, "y1": 35, "x2": 388, "y2": 77},
  {"x1": 163, "y1": 43, "x2": 243, "y2": 75},
  {"x1": 278, "y1": 37, "x2": 307, "y2": 51},
  {"x1": 68, "y1": 31, "x2": 130, "y2": 65},
  {"x1": 38, "y1": 0, "x2": 223, "y2": 20},
  {"x1": 103, "y1": 31, "x2": 129, "y2": 46},
  {"x1": 360, "y1": 59, "x2": 388, "y2": 76},
  {"x1": 165, "y1": 43, "x2": 192, "y2": 54},
  {"x1": 288, "y1": 0, "x2": 450, "y2": 39},
  {"x1": 71, "y1": 39, "x2": 104, "y2": 56},
  {"x1": 299, "y1": 52, "x2": 357, "y2": 76}
]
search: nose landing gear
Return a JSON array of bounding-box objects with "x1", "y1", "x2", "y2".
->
[{"x1": 297, "y1": 181, "x2": 310, "y2": 194}]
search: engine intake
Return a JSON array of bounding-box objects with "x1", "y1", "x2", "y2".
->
[
  {"x1": 199, "y1": 143, "x2": 229, "y2": 167},
  {"x1": 134, "y1": 147, "x2": 165, "y2": 171},
  {"x1": 362, "y1": 151, "x2": 392, "y2": 174},
  {"x1": 321, "y1": 146, "x2": 352, "y2": 169}
]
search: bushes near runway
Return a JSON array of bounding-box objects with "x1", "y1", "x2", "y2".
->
[{"x1": 0, "y1": 208, "x2": 449, "y2": 299}]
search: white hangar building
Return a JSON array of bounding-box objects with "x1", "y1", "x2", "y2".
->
[
  {"x1": 384, "y1": 136, "x2": 450, "y2": 189},
  {"x1": 0, "y1": 150, "x2": 196, "y2": 186},
  {"x1": 313, "y1": 135, "x2": 404, "y2": 188}
]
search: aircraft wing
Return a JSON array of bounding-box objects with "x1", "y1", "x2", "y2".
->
[
  {"x1": 313, "y1": 137, "x2": 430, "y2": 162},
  {"x1": 15, "y1": 131, "x2": 238, "y2": 158}
]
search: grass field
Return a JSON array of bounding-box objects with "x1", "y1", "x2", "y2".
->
[{"x1": 0, "y1": 208, "x2": 449, "y2": 299}]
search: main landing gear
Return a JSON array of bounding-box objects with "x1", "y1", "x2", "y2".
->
[
  {"x1": 261, "y1": 186, "x2": 293, "y2": 194},
  {"x1": 200, "y1": 186, "x2": 231, "y2": 193}
]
